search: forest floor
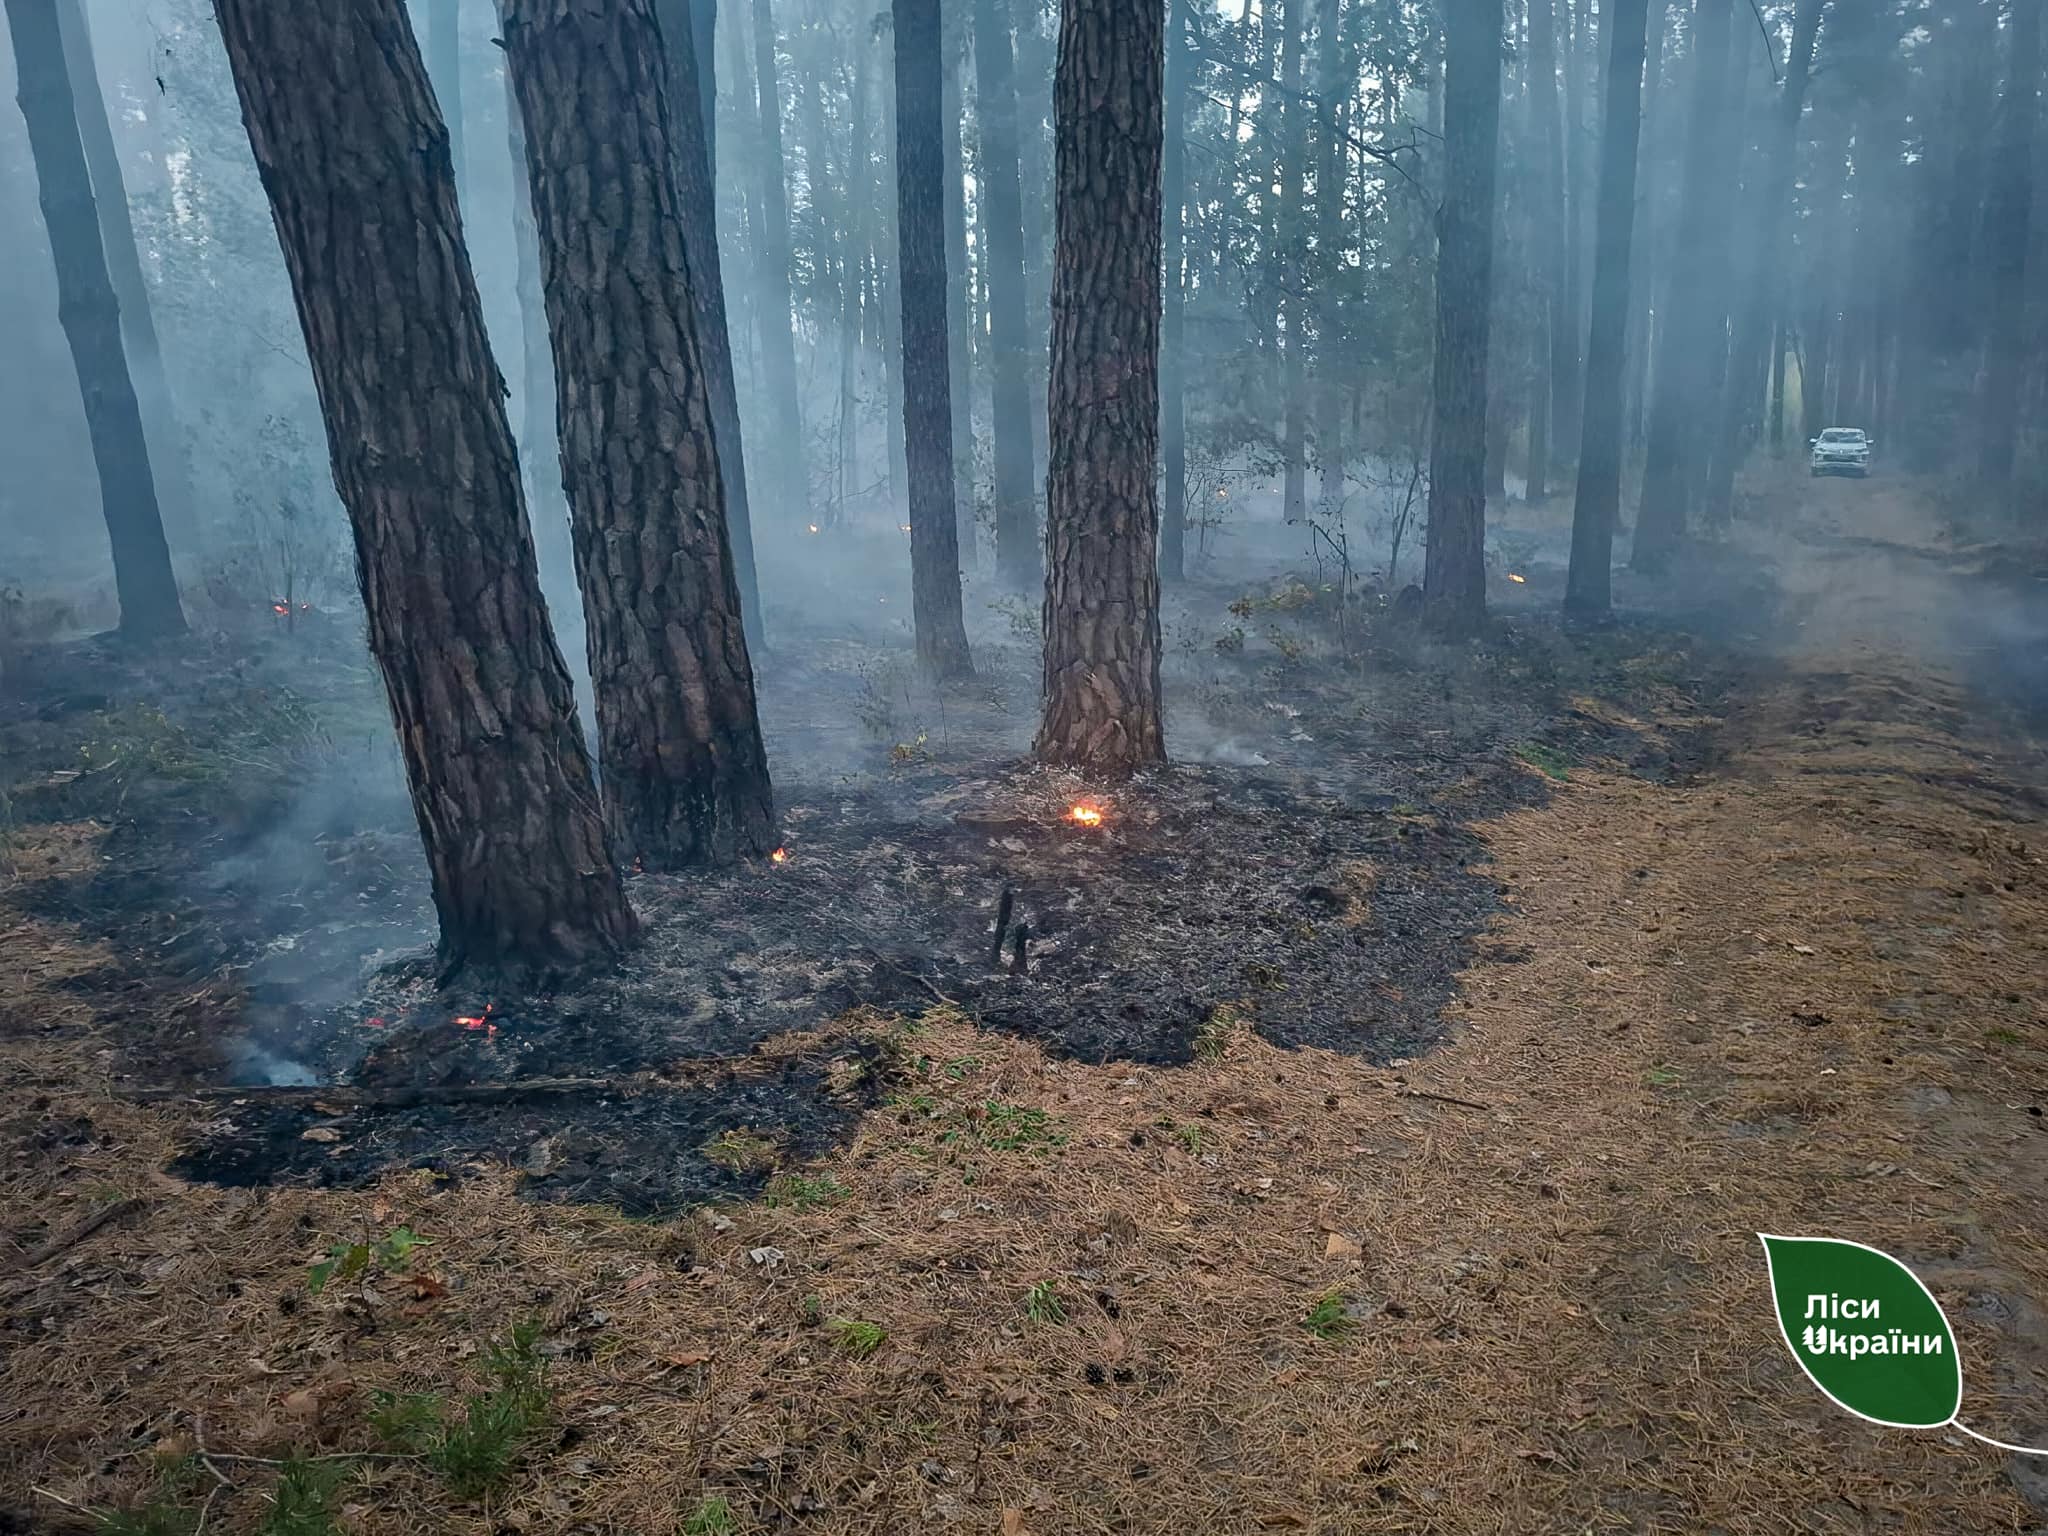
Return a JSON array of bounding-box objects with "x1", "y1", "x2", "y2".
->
[{"x1": 4, "y1": 472, "x2": 2048, "y2": 1534}]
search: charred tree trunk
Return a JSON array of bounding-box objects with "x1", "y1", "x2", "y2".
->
[
  {"x1": 1528, "y1": 0, "x2": 1569, "y2": 497},
  {"x1": 7, "y1": 0, "x2": 185, "y2": 640},
  {"x1": 976, "y1": 0, "x2": 1041, "y2": 588},
  {"x1": 1702, "y1": 0, "x2": 1823, "y2": 525},
  {"x1": 654, "y1": 0, "x2": 763, "y2": 649},
  {"x1": 1035, "y1": 0, "x2": 1165, "y2": 774},
  {"x1": 1565, "y1": 0, "x2": 1649, "y2": 619},
  {"x1": 426, "y1": 0, "x2": 464, "y2": 198},
  {"x1": 1767, "y1": 309, "x2": 1786, "y2": 452},
  {"x1": 1160, "y1": 0, "x2": 1189, "y2": 583},
  {"x1": 1423, "y1": 0, "x2": 1502, "y2": 634},
  {"x1": 749, "y1": 0, "x2": 809, "y2": 523},
  {"x1": 892, "y1": 0, "x2": 975, "y2": 678},
  {"x1": 1624, "y1": 0, "x2": 1667, "y2": 458},
  {"x1": 503, "y1": 0, "x2": 776, "y2": 869},
  {"x1": 1977, "y1": 0, "x2": 2039, "y2": 482},
  {"x1": 213, "y1": 0, "x2": 633, "y2": 973},
  {"x1": 1555, "y1": 0, "x2": 1586, "y2": 461},
  {"x1": 53, "y1": 0, "x2": 192, "y2": 548},
  {"x1": 1633, "y1": 0, "x2": 1730, "y2": 572}
]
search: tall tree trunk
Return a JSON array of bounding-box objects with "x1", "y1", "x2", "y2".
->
[
  {"x1": 1528, "y1": 0, "x2": 1566, "y2": 497},
  {"x1": 1625, "y1": 0, "x2": 1668, "y2": 459},
  {"x1": 1555, "y1": 0, "x2": 1586, "y2": 460},
  {"x1": 1702, "y1": 0, "x2": 1823, "y2": 525},
  {"x1": 891, "y1": 0, "x2": 975, "y2": 678},
  {"x1": 942, "y1": 26, "x2": 976, "y2": 567},
  {"x1": 654, "y1": 0, "x2": 763, "y2": 649},
  {"x1": 749, "y1": 0, "x2": 809, "y2": 522},
  {"x1": 7, "y1": 0, "x2": 185, "y2": 640},
  {"x1": 1565, "y1": 0, "x2": 1649, "y2": 619},
  {"x1": 1423, "y1": 0, "x2": 1503, "y2": 634},
  {"x1": 976, "y1": 0, "x2": 1041, "y2": 587},
  {"x1": 1312, "y1": 0, "x2": 1347, "y2": 511},
  {"x1": 426, "y1": 0, "x2": 464, "y2": 199},
  {"x1": 1767, "y1": 309, "x2": 1786, "y2": 452},
  {"x1": 1160, "y1": 0, "x2": 1189, "y2": 582},
  {"x1": 503, "y1": 0, "x2": 776, "y2": 869},
  {"x1": 1277, "y1": 0, "x2": 1308, "y2": 524},
  {"x1": 838, "y1": 37, "x2": 873, "y2": 520},
  {"x1": 213, "y1": 0, "x2": 633, "y2": 974},
  {"x1": 53, "y1": 0, "x2": 193, "y2": 550},
  {"x1": 1035, "y1": 0, "x2": 1165, "y2": 774},
  {"x1": 1014, "y1": 0, "x2": 1053, "y2": 483},
  {"x1": 1977, "y1": 0, "x2": 2039, "y2": 482},
  {"x1": 1632, "y1": 0, "x2": 1730, "y2": 572}
]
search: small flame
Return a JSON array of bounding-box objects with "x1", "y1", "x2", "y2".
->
[
  {"x1": 899, "y1": 524, "x2": 913, "y2": 533},
  {"x1": 1067, "y1": 804, "x2": 1105, "y2": 827},
  {"x1": 1507, "y1": 572, "x2": 1527, "y2": 584},
  {"x1": 770, "y1": 846, "x2": 788, "y2": 863},
  {"x1": 272, "y1": 602, "x2": 290, "y2": 615},
  {"x1": 363, "y1": 1015, "x2": 387, "y2": 1030},
  {"x1": 454, "y1": 1002, "x2": 498, "y2": 1040},
  {"x1": 807, "y1": 523, "x2": 821, "y2": 534}
]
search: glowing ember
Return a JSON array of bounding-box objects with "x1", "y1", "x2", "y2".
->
[
  {"x1": 900, "y1": 524, "x2": 913, "y2": 533},
  {"x1": 807, "y1": 523, "x2": 820, "y2": 534},
  {"x1": 272, "y1": 602, "x2": 290, "y2": 615},
  {"x1": 770, "y1": 846, "x2": 788, "y2": 863},
  {"x1": 1507, "y1": 572, "x2": 1527, "y2": 584},
  {"x1": 454, "y1": 1003, "x2": 498, "y2": 1040},
  {"x1": 1067, "y1": 804, "x2": 1105, "y2": 827}
]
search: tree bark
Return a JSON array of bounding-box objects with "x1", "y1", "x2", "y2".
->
[
  {"x1": 503, "y1": 0, "x2": 776, "y2": 869},
  {"x1": 1565, "y1": 0, "x2": 1649, "y2": 619},
  {"x1": 426, "y1": 0, "x2": 464, "y2": 199},
  {"x1": 654, "y1": 0, "x2": 763, "y2": 650},
  {"x1": 976, "y1": 0, "x2": 1042, "y2": 587},
  {"x1": 749, "y1": 0, "x2": 809, "y2": 523},
  {"x1": 1976, "y1": 0, "x2": 2039, "y2": 482},
  {"x1": 1624, "y1": 0, "x2": 1667, "y2": 458},
  {"x1": 892, "y1": 0, "x2": 975, "y2": 679},
  {"x1": 1423, "y1": 0, "x2": 1502, "y2": 635},
  {"x1": 1632, "y1": 0, "x2": 1730, "y2": 572},
  {"x1": 1701, "y1": 0, "x2": 1823, "y2": 525},
  {"x1": 7, "y1": 0, "x2": 185, "y2": 640},
  {"x1": 1555, "y1": 0, "x2": 1586, "y2": 460},
  {"x1": 53, "y1": 0, "x2": 193, "y2": 550},
  {"x1": 1035, "y1": 0, "x2": 1165, "y2": 774},
  {"x1": 212, "y1": 0, "x2": 634, "y2": 974},
  {"x1": 1160, "y1": 0, "x2": 1189, "y2": 582}
]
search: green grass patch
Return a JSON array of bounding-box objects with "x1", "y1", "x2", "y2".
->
[
  {"x1": 1302, "y1": 1291, "x2": 1356, "y2": 1341},
  {"x1": 1514, "y1": 741, "x2": 1575, "y2": 781},
  {"x1": 826, "y1": 1318, "x2": 887, "y2": 1359}
]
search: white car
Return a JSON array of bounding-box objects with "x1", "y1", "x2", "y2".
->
[{"x1": 1810, "y1": 427, "x2": 1873, "y2": 477}]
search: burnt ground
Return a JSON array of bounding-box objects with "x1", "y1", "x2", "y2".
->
[
  {"x1": 1, "y1": 514, "x2": 1753, "y2": 1213},
  {"x1": 8, "y1": 477, "x2": 2048, "y2": 1535}
]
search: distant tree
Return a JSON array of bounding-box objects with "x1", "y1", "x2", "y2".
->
[
  {"x1": 1566, "y1": 0, "x2": 1651, "y2": 618},
  {"x1": 53, "y1": 0, "x2": 193, "y2": 547},
  {"x1": 6, "y1": 0, "x2": 186, "y2": 640},
  {"x1": 1976, "y1": 0, "x2": 2039, "y2": 482},
  {"x1": 1035, "y1": 0, "x2": 1166, "y2": 773},
  {"x1": 654, "y1": 0, "x2": 763, "y2": 648},
  {"x1": 1277, "y1": 0, "x2": 1308, "y2": 524},
  {"x1": 1634, "y1": 0, "x2": 1732, "y2": 572},
  {"x1": 1701, "y1": 0, "x2": 1825, "y2": 524},
  {"x1": 213, "y1": 0, "x2": 635, "y2": 973},
  {"x1": 425, "y1": 0, "x2": 463, "y2": 199},
  {"x1": 891, "y1": 0, "x2": 975, "y2": 678},
  {"x1": 976, "y1": 0, "x2": 1042, "y2": 588},
  {"x1": 748, "y1": 0, "x2": 809, "y2": 525},
  {"x1": 1160, "y1": 0, "x2": 1190, "y2": 582},
  {"x1": 1421, "y1": 0, "x2": 1503, "y2": 634},
  {"x1": 1526, "y1": 0, "x2": 1566, "y2": 497},
  {"x1": 503, "y1": 0, "x2": 777, "y2": 868}
]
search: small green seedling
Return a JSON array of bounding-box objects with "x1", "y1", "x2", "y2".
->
[
  {"x1": 826, "y1": 1318, "x2": 887, "y2": 1359},
  {"x1": 764, "y1": 1173, "x2": 847, "y2": 1210},
  {"x1": 679, "y1": 1496, "x2": 739, "y2": 1536},
  {"x1": 259, "y1": 1457, "x2": 348, "y2": 1536},
  {"x1": 308, "y1": 1226, "x2": 430, "y2": 1294},
  {"x1": 1024, "y1": 1280, "x2": 1066, "y2": 1325},
  {"x1": 1302, "y1": 1292, "x2": 1356, "y2": 1341}
]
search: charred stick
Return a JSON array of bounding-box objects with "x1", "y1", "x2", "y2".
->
[
  {"x1": 989, "y1": 886, "x2": 1015, "y2": 966},
  {"x1": 1009, "y1": 922, "x2": 1031, "y2": 976}
]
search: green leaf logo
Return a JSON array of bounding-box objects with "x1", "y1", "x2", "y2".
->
[{"x1": 1758, "y1": 1234, "x2": 1961, "y2": 1428}]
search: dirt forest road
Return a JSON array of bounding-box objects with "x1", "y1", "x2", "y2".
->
[{"x1": 4, "y1": 478, "x2": 2048, "y2": 1535}]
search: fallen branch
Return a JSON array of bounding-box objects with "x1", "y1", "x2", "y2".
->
[
  {"x1": 13, "y1": 1196, "x2": 144, "y2": 1271},
  {"x1": 117, "y1": 1076, "x2": 643, "y2": 1109},
  {"x1": 1395, "y1": 1086, "x2": 1491, "y2": 1113}
]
